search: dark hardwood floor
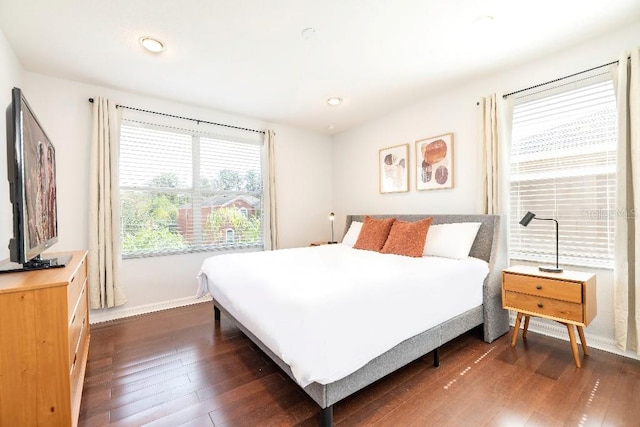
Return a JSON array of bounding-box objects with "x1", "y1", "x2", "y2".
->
[{"x1": 79, "y1": 302, "x2": 640, "y2": 426}]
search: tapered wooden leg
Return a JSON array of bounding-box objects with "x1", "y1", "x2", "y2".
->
[
  {"x1": 566, "y1": 324, "x2": 581, "y2": 368},
  {"x1": 577, "y1": 326, "x2": 589, "y2": 356},
  {"x1": 511, "y1": 312, "x2": 523, "y2": 347},
  {"x1": 523, "y1": 316, "x2": 530, "y2": 338}
]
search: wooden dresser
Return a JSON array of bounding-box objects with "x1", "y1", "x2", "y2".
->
[
  {"x1": 0, "y1": 250, "x2": 89, "y2": 427},
  {"x1": 502, "y1": 265, "x2": 596, "y2": 367}
]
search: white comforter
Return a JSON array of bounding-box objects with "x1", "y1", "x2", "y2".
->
[{"x1": 197, "y1": 244, "x2": 488, "y2": 387}]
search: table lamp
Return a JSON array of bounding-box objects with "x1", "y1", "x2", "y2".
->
[
  {"x1": 329, "y1": 212, "x2": 337, "y2": 244},
  {"x1": 519, "y1": 211, "x2": 562, "y2": 273}
]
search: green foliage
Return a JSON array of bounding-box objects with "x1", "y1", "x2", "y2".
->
[
  {"x1": 200, "y1": 175, "x2": 213, "y2": 190},
  {"x1": 150, "y1": 172, "x2": 179, "y2": 188},
  {"x1": 120, "y1": 185, "x2": 186, "y2": 255},
  {"x1": 121, "y1": 169, "x2": 262, "y2": 255},
  {"x1": 215, "y1": 169, "x2": 242, "y2": 191},
  {"x1": 243, "y1": 170, "x2": 262, "y2": 192},
  {"x1": 149, "y1": 195, "x2": 179, "y2": 221},
  {"x1": 207, "y1": 169, "x2": 261, "y2": 192},
  {"x1": 121, "y1": 191, "x2": 180, "y2": 231},
  {"x1": 122, "y1": 226, "x2": 188, "y2": 253},
  {"x1": 206, "y1": 207, "x2": 261, "y2": 245},
  {"x1": 150, "y1": 172, "x2": 181, "y2": 205}
]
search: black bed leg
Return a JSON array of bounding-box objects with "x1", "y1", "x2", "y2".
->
[
  {"x1": 214, "y1": 305, "x2": 220, "y2": 321},
  {"x1": 320, "y1": 405, "x2": 333, "y2": 427},
  {"x1": 433, "y1": 348, "x2": 440, "y2": 368}
]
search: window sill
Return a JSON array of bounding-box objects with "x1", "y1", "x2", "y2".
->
[
  {"x1": 122, "y1": 244, "x2": 264, "y2": 260},
  {"x1": 508, "y1": 255, "x2": 613, "y2": 271}
]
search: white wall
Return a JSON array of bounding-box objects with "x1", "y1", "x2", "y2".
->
[
  {"x1": 0, "y1": 27, "x2": 23, "y2": 262},
  {"x1": 269, "y1": 124, "x2": 335, "y2": 247},
  {"x1": 15, "y1": 72, "x2": 331, "y2": 321},
  {"x1": 332, "y1": 21, "x2": 640, "y2": 359}
]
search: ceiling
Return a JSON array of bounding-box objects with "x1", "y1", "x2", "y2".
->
[{"x1": 0, "y1": 0, "x2": 638, "y2": 135}]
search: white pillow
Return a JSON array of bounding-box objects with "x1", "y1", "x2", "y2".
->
[
  {"x1": 341, "y1": 221, "x2": 363, "y2": 247},
  {"x1": 423, "y1": 222, "x2": 482, "y2": 259}
]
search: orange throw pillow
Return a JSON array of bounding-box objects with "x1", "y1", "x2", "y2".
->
[
  {"x1": 353, "y1": 216, "x2": 396, "y2": 252},
  {"x1": 381, "y1": 218, "x2": 433, "y2": 257}
]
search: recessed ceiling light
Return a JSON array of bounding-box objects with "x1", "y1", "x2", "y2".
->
[
  {"x1": 301, "y1": 27, "x2": 316, "y2": 40},
  {"x1": 139, "y1": 36, "x2": 166, "y2": 53},
  {"x1": 326, "y1": 97, "x2": 343, "y2": 106},
  {"x1": 472, "y1": 15, "x2": 495, "y2": 27}
]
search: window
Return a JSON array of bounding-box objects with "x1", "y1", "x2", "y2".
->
[
  {"x1": 119, "y1": 120, "x2": 263, "y2": 258},
  {"x1": 225, "y1": 228, "x2": 235, "y2": 243},
  {"x1": 509, "y1": 79, "x2": 616, "y2": 268}
]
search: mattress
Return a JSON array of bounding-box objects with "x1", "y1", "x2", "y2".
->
[{"x1": 197, "y1": 244, "x2": 489, "y2": 387}]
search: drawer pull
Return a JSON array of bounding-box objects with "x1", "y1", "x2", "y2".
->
[
  {"x1": 71, "y1": 275, "x2": 75, "y2": 283},
  {"x1": 536, "y1": 285, "x2": 542, "y2": 290},
  {"x1": 537, "y1": 303, "x2": 544, "y2": 308}
]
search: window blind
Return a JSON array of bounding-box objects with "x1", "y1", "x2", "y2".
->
[
  {"x1": 510, "y1": 80, "x2": 616, "y2": 268},
  {"x1": 119, "y1": 120, "x2": 264, "y2": 258}
]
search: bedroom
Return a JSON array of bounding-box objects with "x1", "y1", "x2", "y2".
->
[{"x1": 0, "y1": 0, "x2": 639, "y2": 425}]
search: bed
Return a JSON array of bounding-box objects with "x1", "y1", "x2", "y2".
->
[{"x1": 197, "y1": 214, "x2": 509, "y2": 425}]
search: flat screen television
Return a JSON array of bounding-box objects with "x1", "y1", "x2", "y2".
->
[{"x1": 1, "y1": 87, "x2": 70, "y2": 273}]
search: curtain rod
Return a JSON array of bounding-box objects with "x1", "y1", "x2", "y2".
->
[
  {"x1": 88, "y1": 98, "x2": 265, "y2": 135},
  {"x1": 502, "y1": 59, "x2": 619, "y2": 99}
]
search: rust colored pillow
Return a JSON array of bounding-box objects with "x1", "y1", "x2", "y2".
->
[
  {"x1": 381, "y1": 218, "x2": 433, "y2": 257},
  {"x1": 353, "y1": 216, "x2": 396, "y2": 252}
]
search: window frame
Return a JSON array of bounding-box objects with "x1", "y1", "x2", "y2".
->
[
  {"x1": 118, "y1": 119, "x2": 265, "y2": 259},
  {"x1": 508, "y1": 75, "x2": 617, "y2": 270}
]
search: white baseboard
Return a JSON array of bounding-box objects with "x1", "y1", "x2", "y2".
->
[
  {"x1": 509, "y1": 313, "x2": 640, "y2": 362},
  {"x1": 90, "y1": 294, "x2": 213, "y2": 324}
]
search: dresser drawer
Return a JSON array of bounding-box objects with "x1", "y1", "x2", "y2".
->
[
  {"x1": 67, "y1": 257, "x2": 87, "y2": 319},
  {"x1": 503, "y1": 272, "x2": 582, "y2": 303},
  {"x1": 69, "y1": 309, "x2": 89, "y2": 419},
  {"x1": 69, "y1": 283, "x2": 88, "y2": 367},
  {"x1": 504, "y1": 291, "x2": 584, "y2": 323}
]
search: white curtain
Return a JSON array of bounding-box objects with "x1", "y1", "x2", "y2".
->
[
  {"x1": 613, "y1": 47, "x2": 640, "y2": 353},
  {"x1": 479, "y1": 94, "x2": 513, "y2": 269},
  {"x1": 88, "y1": 97, "x2": 127, "y2": 309},
  {"x1": 262, "y1": 130, "x2": 279, "y2": 250},
  {"x1": 479, "y1": 94, "x2": 512, "y2": 215}
]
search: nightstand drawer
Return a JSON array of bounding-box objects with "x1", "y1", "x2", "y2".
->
[
  {"x1": 504, "y1": 291, "x2": 583, "y2": 323},
  {"x1": 503, "y1": 273, "x2": 582, "y2": 303}
]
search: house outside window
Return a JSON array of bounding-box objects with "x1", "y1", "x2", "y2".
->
[
  {"x1": 119, "y1": 120, "x2": 264, "y2": 258},
  {"x1": 225, "y1": 228, "x2": 235, "y2": 243},
  {"x1": 509, "y1": 79, "x2": 617, "y2": 269}
]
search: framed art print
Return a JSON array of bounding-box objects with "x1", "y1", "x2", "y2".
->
[
  {"x1": 379, "y1": 144, "x2": 409, "y2": 193},
  {"x1": 415, "y1": 133, "x2": 453, "y2": 190}
]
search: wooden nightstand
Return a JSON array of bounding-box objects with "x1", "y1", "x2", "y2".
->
[
  {"x1": 310, "y1": 242, "x2": 337, "y2": 247},
  {"x1": 502, "y1": 265, "x2": 597, "y2": 367}
]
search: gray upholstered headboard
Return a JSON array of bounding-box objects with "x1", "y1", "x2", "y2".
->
[{"x1": 345, "y1": 214, "x2": 509, "y2": 342}]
